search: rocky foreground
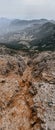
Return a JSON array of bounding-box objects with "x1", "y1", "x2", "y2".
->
[{"x1": 0, "y1": 47, "x2": 55, "y2": 130}]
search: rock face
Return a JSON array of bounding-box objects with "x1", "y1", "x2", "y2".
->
[
  {"x1": 0, "y1": 47, "x2": 55, "y2": 130},
  {"x1": 0, "y1": 54, "x2": 26, "y2": 76}
]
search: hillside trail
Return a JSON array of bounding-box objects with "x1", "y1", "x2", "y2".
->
[{"x1": 0, "y1": 55, "x2": 47, "y2": 130}]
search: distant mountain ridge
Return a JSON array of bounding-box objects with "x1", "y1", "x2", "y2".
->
[
  {"x1": 0, "y1": 17, "x2": 55, "y2": 35},
  {"x1": 0, "y1": 18, "x2": 55, "y2": 51},
  {"x1": 10, "y1": 19, "x2": 48, "y2": 26}
]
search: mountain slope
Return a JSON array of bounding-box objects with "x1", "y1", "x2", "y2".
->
[
  {"x1": 30, "y1": 22, "x2": 55, "y2": 51},
  {"x1": 0, "y1": 19, "x2": 55, "y2": 51},
  {"x1": 0, "y1": 46, "x2": 55, "y2": 130}
]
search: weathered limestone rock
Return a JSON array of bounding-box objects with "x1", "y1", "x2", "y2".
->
[{"x1": 0, "y1": 49, "x2": 55, "y2": 130}]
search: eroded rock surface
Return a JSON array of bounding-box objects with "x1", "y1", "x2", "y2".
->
[{"x1": 0, "y1": 48, "x2": 55, "y2": 130}]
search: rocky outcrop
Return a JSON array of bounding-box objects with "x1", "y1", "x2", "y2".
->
[
  {"x1": 0, "y1": 48, "x2": 55, "y2": 130},
  {"x1": 0, "y1": 54, "x2": 26, "y2": 76},
  {"x1": 31, "y1": 52, "x2": 55, "y2": 79}
]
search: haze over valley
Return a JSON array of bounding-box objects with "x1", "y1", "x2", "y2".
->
[{"x1": 0, "y1": 18, "x2": 55, "y2": 51}]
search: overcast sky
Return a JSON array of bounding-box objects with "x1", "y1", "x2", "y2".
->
[{"x1": 0, "y1": 0, "x2": 55, "y2": 19}]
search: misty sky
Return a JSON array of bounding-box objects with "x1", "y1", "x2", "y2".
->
[{"x1": 0, "y1": 0, "x2": 55, "y2": 19}]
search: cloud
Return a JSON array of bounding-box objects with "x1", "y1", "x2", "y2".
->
[{"x1": 0, "y1": 0, "x2": 55, "y2": 19}]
